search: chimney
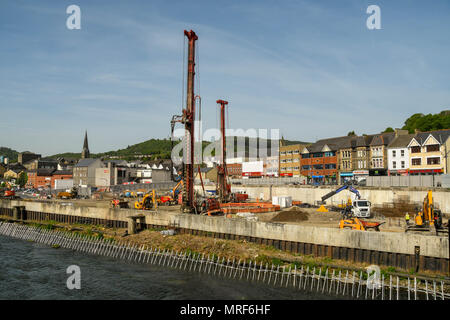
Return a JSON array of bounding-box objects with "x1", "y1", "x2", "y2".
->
[{"x1": 395, "y1": 128, "x2": 408, "y2": 137}]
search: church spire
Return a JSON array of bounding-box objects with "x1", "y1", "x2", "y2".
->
[{"x1": 81, "y1": 130, "x2": 90, "y2": 159}]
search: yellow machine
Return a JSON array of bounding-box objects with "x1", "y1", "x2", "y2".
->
[
  {"x1": 407, "y1": 190, "x2": 443, "y2": 233},
  {"x1": 158, "y1": 180, "x2": 184, "y2": 205},
  {"x1": 339, "y1": 217, "x2": 384, "y2": 231},
  {"x1": 134, "y1": 190, "x2": 157, "y2": 210},
  {"x1": 339, "y1": 217, "x2": 365, "y2": 231}
]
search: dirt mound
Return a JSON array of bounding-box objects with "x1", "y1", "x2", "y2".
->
[
  {"x1": 271, "y1": 207, "x2": 310, "y2": 222},
  {"x1": 373, "y1": 201, "x2": 418, "y2": 218}
]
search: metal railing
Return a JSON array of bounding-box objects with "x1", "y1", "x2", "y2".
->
[{"x1": 0, "y1": 221, "x2": 447, "y2": 300}]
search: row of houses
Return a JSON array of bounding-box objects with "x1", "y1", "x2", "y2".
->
[
  {"x1": 279, "y1": 128, "x2": 450, "y2": 184},
  {"x1": 0, "y1": 155, "x2": 176, "y2": 189},
  {"x1": 2, "y1": 128, "x2": 449, "y2": 188}
]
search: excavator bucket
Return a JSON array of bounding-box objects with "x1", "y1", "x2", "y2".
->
[{"x1": 317, "y1": 205, "x2": 328, "y2": 212}]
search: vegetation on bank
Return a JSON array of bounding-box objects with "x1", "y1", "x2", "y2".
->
[{"x1": 402, "y1": 110, "x2": 450, "y2": 133}]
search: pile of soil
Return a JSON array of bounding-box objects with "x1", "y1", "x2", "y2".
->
[
  {"x1": 372, "y1": 201, "x2": 418, "y2": 218},
  {"x1": 270, "y1": 207, "x2": 310, "y2": 222}
]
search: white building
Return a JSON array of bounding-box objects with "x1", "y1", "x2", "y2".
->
[{"x1": 387, "y1": 134, "x2": 414, "y2": 176}]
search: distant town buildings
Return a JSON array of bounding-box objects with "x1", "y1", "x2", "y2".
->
[
  {"x1": 3, "y1": 127, "x2": 449, "y2": 189},
  {"x1": 81, "y1": 130, "x2": 90, "y2": 159}
]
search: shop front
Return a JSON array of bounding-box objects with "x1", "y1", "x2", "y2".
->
[
  {"x1": 339, "y1": 172, "x2": 353, "y2": 184},
  {"x1": 369, "y1": 169, "x2": 388, "y2": 176},
  {"x1": 388, "y1": 169, "x2": 409, "y2": 176},
  {"x1": 409, "y1": 169, "x2": 443, "y2": 176},
  {"x1": 312, "y1": 175, "x2": 324, "y2": 185},
  {"x1": 352, "y1": 170, "x2": 369, "y2": 181}
]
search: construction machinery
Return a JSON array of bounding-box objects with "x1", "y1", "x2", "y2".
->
[
  {"x1": 161, "y1": 179, "x2": 184, "y2": 205},
  {"x1": 339, "y1": 217, "x2": 384, "y2": 231},
  {"x1": 169, "y1": 29, "x2": 224, "y2": 216},
  {"x1": 215, "y1": 100, "x2": 249, "y2": 205},
  {"x1": 1, "y1": 182, "x2": 16, "y2": 199},
  {"x1": 111, "y1": 199, "x2": 129, "y2": 209},
  {"x1": 56, "y1": 187, "x2": 78, "y2": 199},
  {"x1": 406, "y1": 190, "x2": 445, "y2": 234},
  {"x1": 321, "y1": 184, "x2": 371, "y2": 218},
  {"x1": 134, "y1": 190, "x2": 157, "y2": 210}
]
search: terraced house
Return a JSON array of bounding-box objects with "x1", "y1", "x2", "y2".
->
[
  {"x1": 279, "y1": 143, "x2": 306, "y2": 177},
  {"x1": 407, "y1": 129, "x2": 450, "y2": 175},
  {"x1": 369, "y1": 132, "x2": 398, "y2": 176},
  {"x1": 300, "y1": 136, "x2": 351, "y2": 184},
  {"x1": 387, "y1": 133, "x2": 415, "y2": 176},
  {"x1": 337, "y1": 135, "x2": 375, "y2": 183}
]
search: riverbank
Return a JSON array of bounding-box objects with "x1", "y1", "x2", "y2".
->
[{"x1": 2, "y1": 214, "x2": 448, "y2": 289}]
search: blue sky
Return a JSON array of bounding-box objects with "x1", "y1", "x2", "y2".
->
[{"x1": 1, "y1": 0, "x2": 449, "y2": 156}]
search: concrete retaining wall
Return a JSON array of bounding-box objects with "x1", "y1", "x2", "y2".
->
[
  {"x1": 230, "y1": 185, "x2": 450, "y2": 214},
  {"x1": 1, "y1": 199, "x2": 448, "y2": 260}
]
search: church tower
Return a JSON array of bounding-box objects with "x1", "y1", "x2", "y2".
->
[{"x1": 81, "y1": 130, "x2": 90, "y2": 159}]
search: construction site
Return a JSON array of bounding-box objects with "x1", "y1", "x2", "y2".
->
[{"x1": 1, "y1": 29, "x2": 449, "y2": 299}]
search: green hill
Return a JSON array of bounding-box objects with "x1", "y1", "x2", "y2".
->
[
  {"x1": 49, "y1": 137, "x2": 306, "y2": 161},
  {"x1": 0, "y1": 147, "x2": 19, "y2": 162}
]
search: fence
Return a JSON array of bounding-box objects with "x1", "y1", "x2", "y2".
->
[
  {"x1": 230, "y1": 177, "x2": 307, "y2": 185},
  {"x1": 110, "y1": 182, "x2": 177, "y2": 193},
  {"x1": 0, "y1": 221, "x2": 447, "y2": 300},
  {"x1": 366, "y1": 175, "x2": 445, "y2": 188}
]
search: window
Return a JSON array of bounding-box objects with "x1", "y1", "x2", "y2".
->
[
  {"x1": 411, "y1": 146, "x2": 421, "y2": 153},
  {"x1": 426, "y1": 145, "x2": 440, "y2": 152},
  {"x1": 313, "y1": 164, "x2": 323, "y2": 170},
  {"x1": 392, "y1": 150, "x2": 396, "y2": 157},
  {"x1": 411, "y1": 158, "x2": 421, "y2": 166},
  {"x1": 302, "y1": 165, "x2": 310, "y2": 170},
  {"x1": 427, "y1": 157, "x2": 440, "y2": 165},
  {"x1": 401, "y1": 161, "x2": 405, "y2": 169},
  {"x1": 324, "y1": 151, "x2": 335, "y2": 157},
  {"x1": 401, "y1": 150, "x2": 405, "y2": 157},
  {"x1": 313, "y1": 153, "x2": 323, "y2": 158},
  {"x1": 393, "y1": 161, "x2": 396, "y2": 169},
  {"x1": 302, "y1": 154, "x2": 310, "y2": 159}
]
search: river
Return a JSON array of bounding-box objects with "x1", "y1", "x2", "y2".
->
[{"x1": 0, "y1": 235, "x2": 341, "y2": 300}]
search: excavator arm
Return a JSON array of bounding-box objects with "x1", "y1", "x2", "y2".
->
[{"x1": 321, "y1": 185, "x2": 361, "y2": 203}]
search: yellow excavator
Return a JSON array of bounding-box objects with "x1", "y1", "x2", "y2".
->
[
  {"x1": 158, "y1": 180, "x2": 184, "y2": 205},
  {"x1": 134, "y1": 189, "x2": 157, "y2": 210},
  {"x1": 406, "y1": 190, "x2": 444, "y2": 234}
]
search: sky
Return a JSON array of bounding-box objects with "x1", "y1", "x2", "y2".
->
[{"x1": 1, "y1": 0, "x2": 449, "y2": 156}]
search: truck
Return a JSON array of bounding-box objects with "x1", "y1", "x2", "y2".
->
[{"x1": 321, "y1": 184, "x2": 371, "y2": 218}]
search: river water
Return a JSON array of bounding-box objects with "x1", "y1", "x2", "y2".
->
[{"x1": 0, "y1": 235, "x2": 341, "y2": 300}]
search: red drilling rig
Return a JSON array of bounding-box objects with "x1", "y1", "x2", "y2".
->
[
  {"x1": 216, "y1": 99, "x2": 231, "y2": 203},
  {"x1": 171, "y1": 30, "x2": 221, "y2": 215},
  {"x1": 215, "y1": 100, "x2": 248, "y2": 204}
]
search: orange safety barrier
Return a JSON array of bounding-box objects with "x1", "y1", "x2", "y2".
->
[{"x1": 220, "y1": 202, "x2": 280, "y2": 214}]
